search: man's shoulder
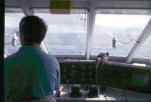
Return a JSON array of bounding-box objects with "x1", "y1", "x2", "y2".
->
[
  {"x1": 5, "y1": 53, "x2": 17, "y2": 63},
  {"x1": 47, "y1": 55, "x2": 59, "y2": 64},
  {"x1": 43, "y1": 54, "x2": 60, "y2": 69},
  {"x1": 48, "y1": 55, "x2": 58, "y2": 61},
  {"x1": 42, "y1": 52, "x2": 57, "y2": 62},
  {"x1": 4, "y1": 53, "x2": 19, "y2": 70}
]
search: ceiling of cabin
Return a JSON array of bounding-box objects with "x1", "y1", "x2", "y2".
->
[{"x1": 5, "y1": 0, "x2": 151, "y2": 9}]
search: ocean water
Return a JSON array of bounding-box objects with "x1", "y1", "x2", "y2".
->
[
  {"x1": 5, "y1": 12, "x2": 151, "y2": 59},
  {"x1": 4, "y1": 30, "x2": 151, "y2": 60}
]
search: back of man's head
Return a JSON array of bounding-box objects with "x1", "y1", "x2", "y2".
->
[{"x1": 19, "y1": 16, "x2": 47, "y2": 45}]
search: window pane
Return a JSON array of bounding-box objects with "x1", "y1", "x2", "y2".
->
[
  {"x1": 35, "y1": 9, "x2": 87, "y2": 55},
  {"x1": 5, "y1": 12, "x2": 24, "y2": 57},
  {"x1": 91, "y1": 13, "x2": 151, "y2": 57},
  {"x1": 134, "y1": 35, "x2": 151, "y2": 59}
]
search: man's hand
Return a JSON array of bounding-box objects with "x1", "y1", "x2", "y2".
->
[{"x1": 30, "y1": 96, "x2": 56, "y2": 102}]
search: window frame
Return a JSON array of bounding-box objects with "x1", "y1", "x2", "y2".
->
[
  {"x1": 34, "y1": 9, "x2": 88, "y2": 57},
  {"x1": 4, "y1": 8, "x2": 151, "y2": 61},
  {"x1": 89, "y1": 9, "x2": 151, "y2": 61}
]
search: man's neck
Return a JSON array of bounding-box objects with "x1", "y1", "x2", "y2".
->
[
  {"x1": 22, "y1": 44, "x2": 40, "y2": 48},
  {"x1": 32, "y1": 44, "x2": 40, "y2": 48}
]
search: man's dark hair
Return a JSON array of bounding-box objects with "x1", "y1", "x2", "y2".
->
[{"x1": 19, "y1": 16, "x2": 47, "y2": 45}]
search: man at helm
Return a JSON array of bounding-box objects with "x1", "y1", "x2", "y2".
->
[{"x1": 5, "y1": 16, "x2": 60, "y2": 102}]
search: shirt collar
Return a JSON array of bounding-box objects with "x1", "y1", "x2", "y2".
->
[{"x1": 19, "y1": 45, "x2": 42, "y2": 52}]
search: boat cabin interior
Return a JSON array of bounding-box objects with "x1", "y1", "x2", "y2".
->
[{"x1": 5, "y1": 0, "x2": 151, "y2": 102}]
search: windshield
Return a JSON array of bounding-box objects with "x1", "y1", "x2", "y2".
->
[
  {"x1": 4, "y1": 9, "x2": 151, "y2": 60},
  {"x1": 5, "y1": 9, "x2": 87, "y2": 56},
  {"x1": 35, "y1": 9, "x2": 87, "y2": 56},
  {"x1": 91, "y1": 13, "x2": 151, "y2": 59}
]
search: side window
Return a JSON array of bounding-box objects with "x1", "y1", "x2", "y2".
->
[
  {"x1": 5, "y1": 12, "x2": 24, "y2": 57},
  {"x1": 91, "y1": 12, "x2": 151, "y2": 59}
]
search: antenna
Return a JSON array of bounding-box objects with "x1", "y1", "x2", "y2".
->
[
  {"x1": 112, "y1": 37, "x2": 116, "y2": 48},
  {"x1": 11, "y1": 33, "x2": 18, "y2": 47}
]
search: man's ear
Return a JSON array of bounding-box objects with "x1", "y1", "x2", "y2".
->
[{"x1": 20, "y1": 34, "x2": 24, "y2": 45}]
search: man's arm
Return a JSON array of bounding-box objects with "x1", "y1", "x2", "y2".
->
[
  {"x1": 30, "y1": 95, "x2": 56, "y2": 102},
  {"x1": 55, "y1": 60, "x2": 60, "y2": 96}
]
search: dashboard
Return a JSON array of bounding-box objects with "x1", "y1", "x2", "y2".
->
[{"x1": 59, "y1": 60, "x2": 151, "y2": 93}]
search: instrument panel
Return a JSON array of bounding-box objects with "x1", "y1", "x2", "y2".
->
[
  {"x1": 59, "y1": 60, "x2": 151, "y2": 93},
  {"x1": 60, "y1": 61, "x2": 96, "y2": 84}
]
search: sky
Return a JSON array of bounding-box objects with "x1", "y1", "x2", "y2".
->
[{"x1": 95, "y1": 14, "x2": 151, "y2": 28}]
